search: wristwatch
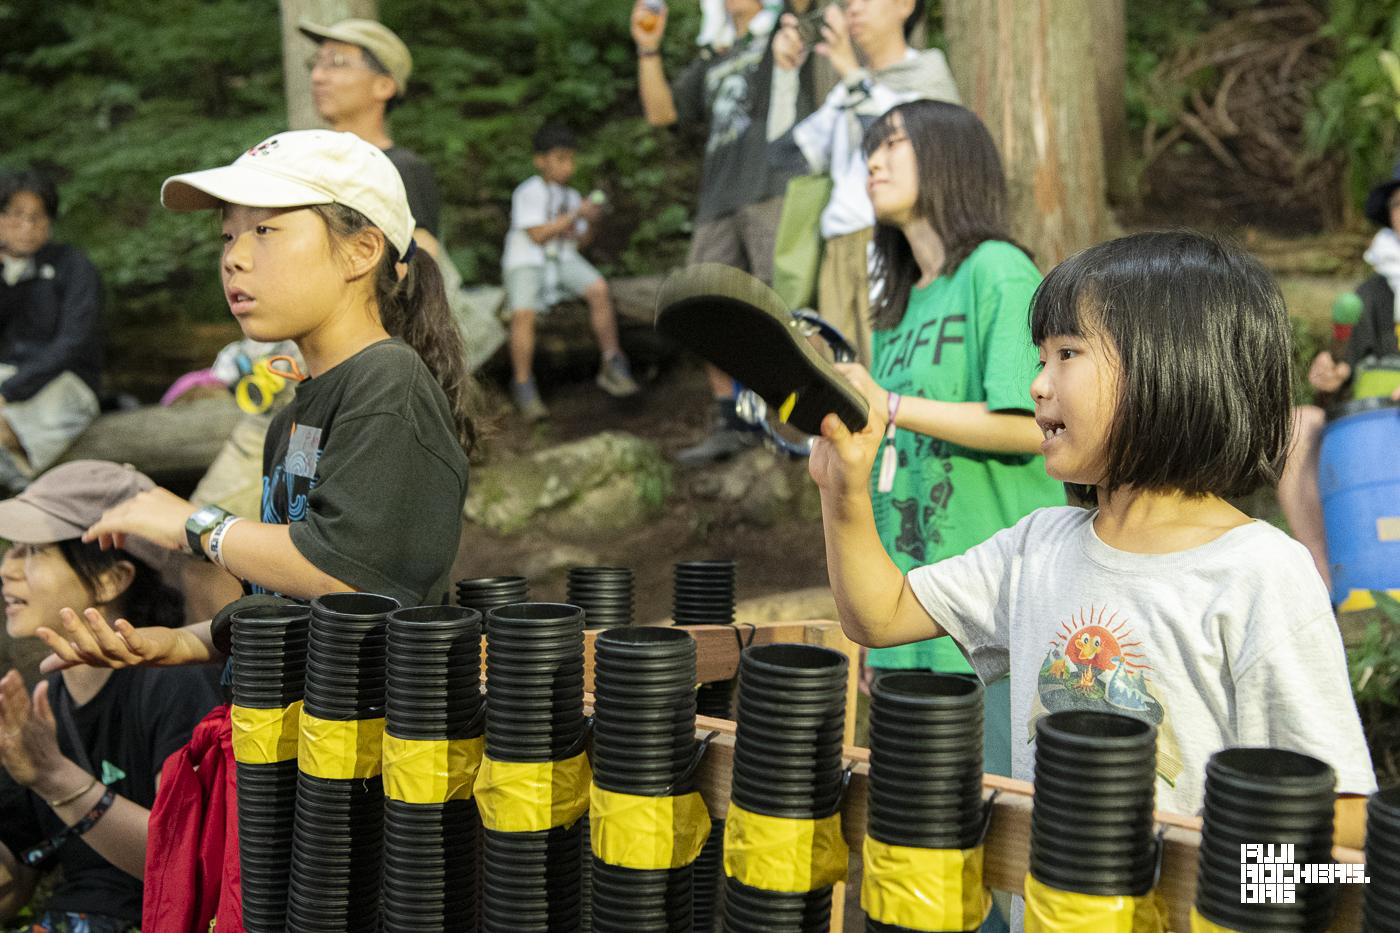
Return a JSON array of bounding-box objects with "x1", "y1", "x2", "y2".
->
[{"x1": 185, "y1": 505, "x2": 232, "y2": 560}]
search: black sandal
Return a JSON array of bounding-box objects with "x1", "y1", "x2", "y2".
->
[{"x1": 655, "y1": 264, "x2": 869, "y2": 437}]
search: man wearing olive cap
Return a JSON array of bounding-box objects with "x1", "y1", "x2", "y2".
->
[{"x1": 298, "y1": 18, "x2": 441, "y2": 255}]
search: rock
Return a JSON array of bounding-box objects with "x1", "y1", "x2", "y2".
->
[
  {"x1": 465, "y1": 431, "x2": 671, "y2": 536},
  {"x1": 688, "y1": 447, "x2": 815, "y2": 527}
]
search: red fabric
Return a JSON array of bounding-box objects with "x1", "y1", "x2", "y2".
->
[{"x1": 141, "y1": 704, "x2": 244, "y2": 932}]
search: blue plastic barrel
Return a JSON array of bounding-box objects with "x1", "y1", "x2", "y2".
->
[{"x1": 1319, "y1": 398, "x2": 1400, "y2": 604}]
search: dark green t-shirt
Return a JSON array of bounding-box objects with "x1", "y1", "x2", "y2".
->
[
  {"x1": 259, "y1": 339, "x2": 468, "y2": 607},
  {"x1": 868, "y1": 240, "x2": 1065, "y2": 671}
]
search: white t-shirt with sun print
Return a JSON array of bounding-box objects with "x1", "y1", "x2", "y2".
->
[{"x1": 906, "y1": 505, "x2": 1377, "y2": 819}]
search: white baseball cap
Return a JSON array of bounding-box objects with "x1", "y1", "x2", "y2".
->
[{"x1": 160, "y1": 129, "x2": 416, "y2": 256}]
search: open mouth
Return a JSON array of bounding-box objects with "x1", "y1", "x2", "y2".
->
[
  {"x1": 1037, "y1": 419, "x2": 1066, "y2": 441},
  {"x1": 3, "y1": 595, "x2": 27, "y2": 613},
  {"x1": 226, "y1": 288, "x2": 256, "y2": 313}
]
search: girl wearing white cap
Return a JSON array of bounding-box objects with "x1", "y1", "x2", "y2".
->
[{"x1": 35, "y1": 130, "x2": 477, "y2": 669}]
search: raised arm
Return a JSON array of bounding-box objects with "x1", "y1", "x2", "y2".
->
[
  {"x1": 809, "y1": 411, "x2": 946, "y2": 648},
  {"x1": 632, "y1": 0, "x2": 677, "y2": 126}
]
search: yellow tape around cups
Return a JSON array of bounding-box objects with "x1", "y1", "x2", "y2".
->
[
  {"x1": 297, "y1": 712, "x2": 385, "y2": 780},
  {"x1": 473, "y1": 750, "x2": 592, "y2": 833},
  {"x1": 1188, "y1": 908, "x2": 1240, "y2": 932},
  {"x1": 381, "y1": 734, "x2": 485, "y2": 804},
  {"x1": 231, "y1": 701, "x2": 303, "y2": 765},
  {"x1": 589, "y1": 784, "x2": 712, "y2": 870},
  {"x1": 1023, "y1": 874, "x2": 1168, "y2": 933},
  {"x1": 861, "y1": 837, "x2": 991, "y2": 932},
  {"x1": 722, "y1": 802, "x2": 849, "y2": 893}
]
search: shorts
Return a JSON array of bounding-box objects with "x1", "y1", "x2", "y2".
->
[
  {"x1": 0, "y1": 365, "x2": 100, "y2": 472},
  {"x1": 505, "y1": 255, "x2": 602, "y2": 314},
  {"x1": 687, "y1": 195, "x2": 784, "y2": 284}
]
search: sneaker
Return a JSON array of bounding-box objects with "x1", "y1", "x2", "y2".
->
[
  {"x1": 674, "y1": 425, "x2": 759, "y2": 467},
  {"x1": 510, "y1": 378, "x2": 549, "y2": 423},
  {"x1": 596, "y1": 353, "x2": 640, "y2": 397}
]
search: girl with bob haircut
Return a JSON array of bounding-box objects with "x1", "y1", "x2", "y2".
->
[
  {"x1": 842, "y1": 99, "x2": 1063, "y2": 782},
  {"x1": 809, "y1": 231, "x2": 1376, "y2": 856},
  {"x1": 36, "y1": 129, "x2": 476, "y2": 680}
]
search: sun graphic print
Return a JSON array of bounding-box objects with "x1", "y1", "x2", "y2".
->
[{"x1": 1031, "y1": 605, "x2": 1185, "y2": 785}]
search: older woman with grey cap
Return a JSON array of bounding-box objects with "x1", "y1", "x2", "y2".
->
[{"x1": 0, "y1": 460, "x2": 220, "y2": 933}]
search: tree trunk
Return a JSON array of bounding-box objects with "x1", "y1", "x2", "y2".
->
[
  {"x1": 943, "y1": 0, "x2": 1110, "y2": 269},
  {"x1": 1089, "y1": 0, "x2": 1131, "y2": 205},
  {"x1": 279, "y1": 0, "x2": 378, "y2": 130}
]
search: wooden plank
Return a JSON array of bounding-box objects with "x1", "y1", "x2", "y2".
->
[{"x1": 685, "y1": 715, "x2": 1366, "y2": 932}]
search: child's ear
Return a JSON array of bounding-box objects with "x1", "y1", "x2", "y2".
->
[
  {"x1": 371, "y1": 74, "x2": 398, "y2": 107},
  {"x1": 92, "y1": 560, "x2": 136, "y2": 607},
  {"x1": 340, "y1": 227, "x2": 387, "y2": 281}
]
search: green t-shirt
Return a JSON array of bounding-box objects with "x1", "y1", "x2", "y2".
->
[{"x1": 868, "y1": 240, "x2": 1065, "y2": 671}]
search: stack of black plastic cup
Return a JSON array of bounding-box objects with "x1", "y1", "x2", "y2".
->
[
  {"x1": 480, "y1": 602, "x2": 587, "y2": 933},
  {"x1": 691, "y1": 827, "x2": 725, "y2": 933},
  {"x1": 724, "y1": 643, "x2": 848, "y2": 932},
  {"x1": 590, "y1": 626, "x2": 699, "y2": 932},
  {"x1": 866, "y1": 672, "x2": 985, "y2": 930},
  {"x1": 1366, "y1": 788, "x2": 1400, "y2": 932},
  {"x1": 567, "y1": 566, "x2": 635, "y2": 629},
  {"x1": 1029, "y1": 711, "x2": 1157, "y2": 898},
  {"x1": 231, "y1": 603, "x2": 311, "y2": 933},
  {"x1": 1195, "y1": 748, "x2": 1338, "y2": 931},
  {"x1": 381, "y1": 605, "x2": 484, "y2": 933},
  {"x1": 287, "y1": 592, "x2": 398, "y2": 932},
  {"x1": 673, "y1": 560, "x2": 736, "y2": 720},
  {"x1": 456, "y1": 575, "x2": 530, "y2": 621}
]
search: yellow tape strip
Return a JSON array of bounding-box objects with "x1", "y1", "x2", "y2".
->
[
  {"x1": 231, "y1": 701, "x2": 302, "y2": 765},
  {"x1": 589, "y1": 784, "x2": 712, "y2": 870},
  {"x1": 1188, "y1": 908, "x2": 1240, "y2": 932},
  {"x1": 473, "y1": 751, "x2": 592, "y2": 833},
  {"x1": 1023, "y1": 874, "x2": 1168, "y2": 933},
  {"x1": 722, "y1": 802, "x2": 849, "y2": 893},
  {"x1": 778, "y1": 392, "x2": 798, "y2": 423},
  {"x1": 861, "y1": 837, "x2": 991, "y2": 931},
  {"x1": 297, "y1": 713, "x2": 385, "y2": 780},
  {"x1": 381, "y1": 734, "x2": 485, "y2": 804}
]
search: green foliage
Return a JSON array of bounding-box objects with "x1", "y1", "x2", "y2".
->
[
  {"x1": 1307, "y1": 1, "x2": 1400, "y2": 211},
  {"x1": 1289, "y1": 313, "x2": 1325, "y2": 406},
  {"x1": 1349, "y1": 594, "x2": 1400, "y2": 709}
]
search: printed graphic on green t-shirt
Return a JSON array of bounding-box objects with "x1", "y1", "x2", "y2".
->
[{"x1": 867, "y1": 241, "x2": 1066, "y2": 672}]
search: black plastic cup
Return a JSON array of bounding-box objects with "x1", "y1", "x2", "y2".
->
[
  {"x1": 480, "y1": 824, "x2": 584, "y2": 933},
  {"x1": 723, "y1": 876, "x2": 832, "y2": 932},
  {"x1": 568, "y1": 566, "x2": 635, "y2": 629},
  {"x1": 1368, "y1": 787, "x2": 1400, "y2": 915},
  {"x1": 456, "y1": 576, "x2": 530, "y2": 615}
]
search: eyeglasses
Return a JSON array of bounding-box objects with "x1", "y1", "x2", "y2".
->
[
  {"x1": 306, "y1": 50, "x2": 372, "y2": 73},
  {"x1": 0, "y1": 211, "x2": 49, "y2": 228}
]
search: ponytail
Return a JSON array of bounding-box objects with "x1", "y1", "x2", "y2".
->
[{"x1": 313, "y1": 204, "x2": 482, "y2": 454}]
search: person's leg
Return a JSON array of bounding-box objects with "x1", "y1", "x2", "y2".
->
[
  {"x1": 1278, "y1": 404, "x2": 1330, "y2": 588},
  {"x1": 0, "y1": 371, "x2": 99, "y2": 492},
  {"x1": 581, "y1": 277, "x2": 620, "y2": 359},
  {"x1": 736, "y1": 195, "x2": 784, "y2": 287},
  {"x1": 504, "y1": 267, "x2": 549, "y2": 421}
]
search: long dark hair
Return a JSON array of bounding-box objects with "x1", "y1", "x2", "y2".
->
[
  {"x1": 864, "y1": 100, "x2": 1029, "y2": 330},
  {"x1": 56, "y1": 539, "x2": 184, "y2": 630},
  {"x1": 312, "y1": 204, "x2": 481, "y2": 454}
]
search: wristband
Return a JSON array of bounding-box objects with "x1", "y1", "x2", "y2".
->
[
  {"x1": 637, "y1": 47, "x2": 660, "y2": 57},
  {"x1": 21, "y1": 786, "x2": 115, "y2": 867},
  {"x1": 876, "y1": 392, "x2": 900, "y2": 493},
  {"x1": 207, "y1": 515, "x2": 243, "y2": 569},
  {"x1": 46, "y1": 775, "x2": 97, "y2": 809}
]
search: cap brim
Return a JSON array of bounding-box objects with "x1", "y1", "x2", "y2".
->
[
  {"x1": 0, "y1": 497, "x2": 86, "y2": 545},
  {"x1": 161, "y1": 164, "x2": 334, "y2": 213},
  {"x1": 298, "y1": 19, "x2": 343, "y2": 45}
]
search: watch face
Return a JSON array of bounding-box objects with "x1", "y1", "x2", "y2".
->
[{"x1": 191, "y1": 506, "x2": 223, "y2": 529}]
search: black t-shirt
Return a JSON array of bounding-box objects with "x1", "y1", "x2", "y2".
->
[
  {"x1": 1350, "y1": 274, "x2": 1400, "y2": 364},
  {"x1": 384, "y1": 145, "x2": 441, "y2": 240},
  {"x1": 259, "y1": 339, "x2": 468, "y2": 607},
  {"x1": 672, "y1": 29, "x2": 805, "y2": 223},
  {"x1": 0, "y1": 667, "x2": 221, "y2": 923}
]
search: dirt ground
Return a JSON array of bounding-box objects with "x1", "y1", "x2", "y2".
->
[{"x1": 450, "y1": 351, "x2": 832, "y2": 625}]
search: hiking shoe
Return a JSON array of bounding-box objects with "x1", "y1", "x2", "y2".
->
[
  {"x1": 596, "y1": 353, "x2": 641, "y2": 397},
  {"x1": 511, "y1": 378, "x2": 549, "y2": 423},
  {"x1": 675, "y1": 425, "x2": 759, "y2": 467}
]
